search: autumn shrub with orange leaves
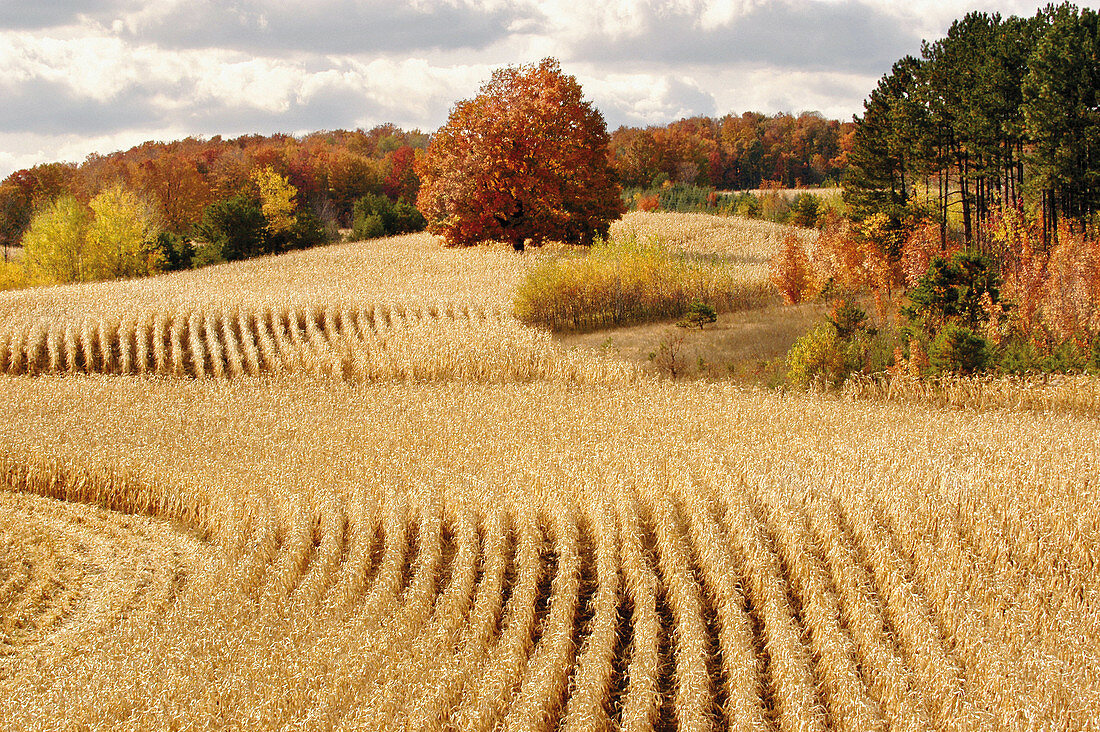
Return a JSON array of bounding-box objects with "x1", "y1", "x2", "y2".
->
[
  {"x1": 770, "y1": 233, "x2": 812, "y2": 304},
  {"x1": 775, "y1": 202, "x2": 1100, "y2": 385}
]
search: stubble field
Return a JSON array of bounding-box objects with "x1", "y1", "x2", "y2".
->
[{"x1": 1, "y1": 211, "x2": 1098, "y2": 731}]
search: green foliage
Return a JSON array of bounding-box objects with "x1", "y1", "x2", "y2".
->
[
  {"x1": 789, "y1": 193, "x2": 822, "y2": 227},
  {"x1": 1022, "y1": 4, "x2": 1100, "y2": 220},
  {"x1": 156, "y1": 232, "x2": 193, "y2": 271},
  {"x1": 845, "y1": 6, "x2": 1100, "y2": 242},
  {"x1": 514, "y1": 235, "x2": 772, "y2": 331},
  {"x1": 786, "y1": 324, "x2": 873, "y2": 388},
  {"x1": 733, "y1": 193, "x2": 760, "y2": 218},
  {"x1": 351, "y1": 193, "x2": 426, "y2": 240},
  {"x1": 658, "y1": 184, "x2": 716, "y2": 212},
  {"x1": 677, "y1": 300, "x2": 718, "y2": 329},
  {"x1": 826, "y1": 299, "x2": 872, "y2": 339},
  {"x1": 930, "y1": 324, "x2": 990, "y2": 375},
  {"x1": 353, "y1": 214, "x2": 385, "y2": 241},
  {"x1": 786, "y1": 296, "x2": 890, "y2": 388},
  {"x1": 194, "y1": 195, "x2": 269, "y2": 263},
  {"x1": 282, "y1": 207, "x2": 331, "y2": 250},
  {"x1": 997, "y1": 336, "x2": 1092, "y2": 374},
  {"x1": 904, "y1": 250, "x2": 1001, "y2": 332}
]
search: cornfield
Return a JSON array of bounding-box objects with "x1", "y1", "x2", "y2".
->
[{"x1": 1, "y1": 218, "x2": 1098, "y2": 730}]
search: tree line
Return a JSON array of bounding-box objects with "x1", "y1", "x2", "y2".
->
[
  {"x1": 845, "y1": 2, "x2": 1100, "y2": 248},
  {"x1": 0, "y1": 126, "x2": 429, "y2": 268},
  {"x1": 610, "y1": 112, "x2": 854, "y2": 191}
]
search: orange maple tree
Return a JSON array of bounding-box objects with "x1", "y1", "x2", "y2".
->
[{"x1": 417, "y1": 58, "x2": 623, "y2": 249}]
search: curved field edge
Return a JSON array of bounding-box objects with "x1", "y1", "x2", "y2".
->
[{"x1": 0, "y1": 375, "x2": 1098, "y2": 728}]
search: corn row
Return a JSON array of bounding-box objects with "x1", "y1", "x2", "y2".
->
[
  {"x1": 288, "y1": 493, "x2": 347, "y2": 617},
  {"x1": 761, "y1": 491, "x2": 886, "y2": 732},
  {"x1": 322, "y1": 490, "x2": 381, "y2": 615},
  {"x1": 647, "y1": 493, "x2": 714, "y2": 732},
  {"x1": 451, "y1": 513, "x2": 543, "y2": 731},
  {"x1": 722, "y1": 487, "x2": 826, "y2": 732},
  {"x1": 405, "y1": 508, "x2": 506, "y2": 728},
  {"x1": 339, "y1": 495, "x2": 446, "y2": 726},
  {"x1": 676, "y1": 480, "x2": 769, "y2": 732},
  {"x1": 616, "y1": 494, "x2": 661, "y2": 732},
  {"x1": 838, "y1": 493, "x2": 965, "y2": 726},
  {"x1": 801, "y1": 490, "x2": 932, "y2": 731},
  {"x1": 505, "y1": 505, "x2": 582, "y2": 732},
  {"x1": 356, "y1": 506, "x2": 481, "y2": 725},
  {"x1": 561, "y1": 501, "x2": 620, "y2": 732},
  {"x1": 0, "y1": 302, "x2": 638, "y2": 385}
]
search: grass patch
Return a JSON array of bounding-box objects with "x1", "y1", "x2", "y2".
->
[{"x1": 515, "y1": 235, "x2": 776, "y2": 332}]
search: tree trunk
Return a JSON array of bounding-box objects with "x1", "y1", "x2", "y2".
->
[{"x1": 959, "y1": 150, "x2": 973, "y2": 248}]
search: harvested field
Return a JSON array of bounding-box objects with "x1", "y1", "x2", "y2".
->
[{"x1": 0, "y1": 215, "x2": 1097, "y2": 730}]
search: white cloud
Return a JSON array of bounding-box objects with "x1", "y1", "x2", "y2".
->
[
  {"x1": 4, "y1": 0, "x2": 1100, "y2": 178},
  {"x1": 583, "y1": 72, "x2": 718, "y2": 126}
]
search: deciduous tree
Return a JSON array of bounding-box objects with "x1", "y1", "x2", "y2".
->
[{"x1": 417, "y1": 58, "x2": 623, "y2": 250}]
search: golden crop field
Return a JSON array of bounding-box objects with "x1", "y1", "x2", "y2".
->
[{"x1": 1, "y1": 213, "x2": 1098, "y2": 731}]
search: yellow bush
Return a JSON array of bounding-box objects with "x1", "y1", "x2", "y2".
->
[{"x1": 0, "y1": 260, "x2": 28, "y2": 290}]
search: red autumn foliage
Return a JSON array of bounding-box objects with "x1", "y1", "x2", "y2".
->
[
  {"x1": 609, "y1": 111, "x2": 854, "y2": 189},
  {"x1": 417, "y1": 58, "x2": 624, "y2": 249},
  {"x1": 382, "y1": 145, "x2": 420, "y2": 203}
]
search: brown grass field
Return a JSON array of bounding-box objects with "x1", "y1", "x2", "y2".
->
[{"x1": 1, "y1": 211, "x2": 1098, "y2": 730}]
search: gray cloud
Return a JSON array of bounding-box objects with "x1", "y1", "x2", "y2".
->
[
  {"x1": 123, "y1": 1, "x2": 534, "y2": 55},
  {"x1": 572, "y1": 0, "x2": 922, "y2": 74},
  {"x1": 0, "y1": 79, "x2": 161, "y2": 135},
  {"x1": 0, "y1": 0, "x2": 136, "y2": 29},
  {"x1": 181, "y1": 83, "x2": 417, "y2": 139}
]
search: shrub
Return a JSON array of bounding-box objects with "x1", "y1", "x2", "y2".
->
[
  {"x1": 770, "y1": 233, "x2": 812, "y2": 304},
  {"x1": 677, "y1": 300, "x2": 717, "y2": 329},
  {"x1": 194, "y1": 195, "x2": 269, "y2": 262},
  {"x1": 930, "y1": 324, "x2": 990, "y2": 375},
  {"x1": 826, "y1": 298, "x2": 872, "y2": 339},
  {"x1": 735, "y1": 194, "x2": 760, "y2": 218},
  {"x1": 352, "y1": 194, "x2": 426, "y2": 240},
  {"x1": 283, "y1": 207, "x2": 330, "y2": 250},
  {"x1": 392, "y1": 200, "x2": 427, "y2": 234},
  {"x1": 515, "y1": 235, "x2": 771, "y2": 331},
  {"x1": 786, "y1": 324, "x2": 858, "y2": 388},
  {"x1": 0, "y1": 260, "x2": 27, "y2": 290},
  {"x1": 352, "y1": 213, "x2": 385, "y2": 241},
  {"x1": 156, "y1": 232, "x2": 193, "y2": 271},
  {"x1": 789, "y1": 193, "x2": 822, "y2": 228},
  {"x1": 906, "y1": 250, "x2": 1002, "y2": 332}
]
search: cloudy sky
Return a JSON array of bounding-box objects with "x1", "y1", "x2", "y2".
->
[{"x1": 1, "y1": 0, "x2": 1097, "y2": 178}]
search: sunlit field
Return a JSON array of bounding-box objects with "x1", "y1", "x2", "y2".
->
[{"x1": 1, "y1": 212, "x2": 1098, "y2": 730}]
